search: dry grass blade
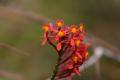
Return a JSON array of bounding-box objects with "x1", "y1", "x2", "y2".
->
[
  {"x1": 0, "y1": 69, "x2": 25, "y2": 80},
  {"x1": 93, "y1": 36, "x2": 120, "y2": 54},
  {"x1": 0, "y1": 43, "x2": 30, "y2": 56},
  {"x1": 0, "y1": 6, "x2": 50, "y2": 23}
]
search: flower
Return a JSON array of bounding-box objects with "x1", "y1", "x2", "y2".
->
[
  {"x1": 42, "y1": 24, "x2": 50, "y2": 32},
  {"x1": 70, "y1": 25, "x2": 78, "y2": 33},
  {"x1": 72, "y1": 54, "x2": 80, "y2": 63},
  {"x1": 57, "y1": 30, "x2": 65, "y2": 37},
  {"x1": 56, "y1": 19, "x2": 64, "y2": 27},
  {"x1": 41, "y1": 19, "x2": 89, "y2": 80}
]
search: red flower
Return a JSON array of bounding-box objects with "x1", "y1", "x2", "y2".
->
[{"x1": 41, "y1": 19, "x2": 89, "y2": 80}]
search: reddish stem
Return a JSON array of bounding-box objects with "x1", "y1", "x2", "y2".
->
[{"x1": 47, "y1": 38, "x2": 59, "y2": 53}]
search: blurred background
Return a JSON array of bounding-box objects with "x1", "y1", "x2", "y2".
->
[{"x1": 0, "y1": 0, "x2": 120, "y2": 80}]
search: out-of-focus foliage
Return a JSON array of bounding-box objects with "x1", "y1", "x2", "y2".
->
[{"x1": 0, "y1": 0, "x2": 120, "y2": 80}]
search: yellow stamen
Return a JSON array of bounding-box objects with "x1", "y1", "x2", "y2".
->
[
  {"x1": 43, "y1": 25, "x2": 49, "y2": 32},
  {"x1": 56, "y1": 20, "x2": 64, "y2": 27},
  {"x1": 57, "y1": 22, "x2": 62, "y2": 27},
  {"x1": 80, "y1": 24, "x2": 84, "y2": 32},
  {"x1": 70, "y1": 25, "x2": 78, "y2": 33},
  {"x1": 75, "y1": 39, "x2": 81, "y2": 47},
  {"x1": 57, "y1": 30, "x2": 65, "y2": 37},
  {"x1": 85, "y1": 51, "x2": 88, "y2": 59},
  {"x1": 72, "y1": 55, "x2": 79, "y2": 63}
]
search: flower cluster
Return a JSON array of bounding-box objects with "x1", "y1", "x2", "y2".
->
[{"x1": 42, "y1": 19, "x2": 89, "y2": 80}]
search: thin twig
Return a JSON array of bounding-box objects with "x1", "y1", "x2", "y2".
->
[
  {"x1": 47, "y1": 38, "x2": 59, "y2": 53},
  {"x1": 50, "y1": 57, "x2": 60, "y2": 80},
  {"x1": 0, "y1": 69, "x2": 25, "y2": 80},
  {"x1": 0, "y1": 43, "x2": 30, "y2": 56},
  {"x1": 93, "y1": 36, "x2": 120, "y2": 54},
  {"x1": 0, "y1": 6, "x2": 51, "y2": 23}
]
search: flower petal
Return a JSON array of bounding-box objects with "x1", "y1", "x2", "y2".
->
[
  {"x1": 67, "y1": 63, "x2": 73, "y2": 69},
  {"x1": 70, "y1": 39, "x2": 75, "y2": 46},
  {"x1": 73, "y1": 68, "x2": 80, "y2": 76},
  {"x1": 57, "y1": 42, "x2": 62, "y2": 51},
  {"x1": 79, "y1": 34, "x2": 84, "y2": 41},
  {"x1": 55, "y1": 36, "x2": 59, "y2": 42},
  {"x1": 42, "y1": 38, "x2": 47, "y2": 45},
  {"x1": 67, "y1": 74, "x2": 72, "y2": 80},
  {"x1": 76, "y1": 52, "x2": 82, "y2": 59},
  {"x1": 43, "y1": 32, "x2": 47, "y2": 37}
]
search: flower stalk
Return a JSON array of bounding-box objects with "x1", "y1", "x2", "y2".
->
[{"x1": 51, "y1": 57, "x2": 60, "y2": 80}]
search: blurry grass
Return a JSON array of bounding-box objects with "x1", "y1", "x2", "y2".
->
[
  {"x1": 101, "y1": 56, "x2": 120, "y2": 80},
  {"x1": 0, "y1": 18, "x2": 57, "y2": 80},
  {"x1": 0, "y1": 77, "x2": 8, "y2": 80}
]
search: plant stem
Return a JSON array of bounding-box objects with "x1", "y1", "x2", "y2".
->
[{"x1": 51, "y1": 57, "x2": 60, "y2": 80}]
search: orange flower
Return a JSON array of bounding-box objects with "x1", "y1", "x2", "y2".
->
[
  {"x1": 57, "y1": 30, "x2": 65, "y2": 37},
  {"x1": 70, "y1": 25, "x2": 78, "y2": 33},
  {"x1": 42, "y1": 24, "x2": 50, "y2": 32},
  {"x1": 56, "y1": 20, "x2": 64, "y2": 27}
]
